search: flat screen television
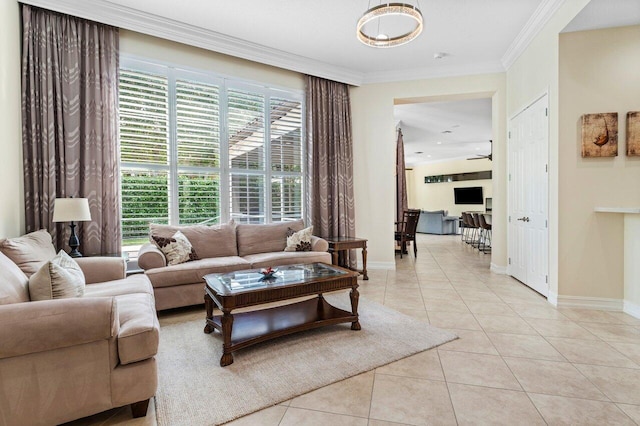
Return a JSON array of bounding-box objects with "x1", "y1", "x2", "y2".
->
[{"x1": 454, "y1": 187, "x2": 484, "y2": 204}]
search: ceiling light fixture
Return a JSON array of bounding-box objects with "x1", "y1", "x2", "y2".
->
[{"x1": 357, "y1": 2, "x2": 424, "y2": 48}]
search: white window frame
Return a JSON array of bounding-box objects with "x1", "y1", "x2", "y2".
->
[{"x1": 119, "y1": 55, "x2": 306, "y2": 235}]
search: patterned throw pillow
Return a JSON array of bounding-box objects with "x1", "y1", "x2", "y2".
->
[
  {"x1": 28, "y1": 250, "x2": 85, "y2": 301},
  {"x1": 151, "y1": 230, "x2": 199, "y2": 266},
  {"x1": 284, "y1": 226, "x2": 313, "y2": 252}
]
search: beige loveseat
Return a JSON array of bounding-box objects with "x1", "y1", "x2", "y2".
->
[
  {"x1": 0, "y1": 238, "x2": 159, "y2": 425},
  {"x1": 138, "y1": 219, "x2": 332, "y2": 310}
]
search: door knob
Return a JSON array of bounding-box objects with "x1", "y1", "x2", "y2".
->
[
  {"x1": 517, "y1": 217, "x2": 525, "y2": 221},
  {"x1": 525, "y1": 217, "x2": 530, "y2": 222}
]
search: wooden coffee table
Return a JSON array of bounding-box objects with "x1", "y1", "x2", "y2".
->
[{"x1": 203, "y1": 263, "x2": 361, "y2": 367}]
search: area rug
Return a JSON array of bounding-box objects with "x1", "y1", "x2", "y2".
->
[{"x1": 154, "y1": 295, "x2": 457, "y2": 425}]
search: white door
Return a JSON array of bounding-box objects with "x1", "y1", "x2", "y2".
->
[{"x1": 508, "y1": 94, "x2": 549, "y2": 297}]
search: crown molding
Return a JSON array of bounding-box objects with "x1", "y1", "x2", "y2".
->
[
  {"x1": 20, "y1": 0, "x2": 365, "y2": 86},
  {"x1": 501, "y1": 0, "x2": 568, "y2": 70},
  {"x1": 362, "y1": 61, "x2": 505, "y2": 85}
]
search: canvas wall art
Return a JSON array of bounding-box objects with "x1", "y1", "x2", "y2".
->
[
  {"x1": 581, "y1": 112, "x2": 618, "y2": 157},
  {"x1": 627, "y1": 112, "x2": 640, "y2": 156}
]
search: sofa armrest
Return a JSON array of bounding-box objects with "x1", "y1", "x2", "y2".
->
[
  {"x1": 137, "y1": 243, "x2": 166, "y2": 270},
  {"x1": 75, "y1": 257, "x2": 126, "y2": 283},
  {"x1": 0, "y1": 297, "x2": 118, "y2": 360},
  {"x1": 311, "y1": 236, "x2": 329, "y2": 252}
]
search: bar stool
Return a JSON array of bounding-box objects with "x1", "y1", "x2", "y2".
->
[
  {"x1": 471, "y1": 213, "x2": 483, "y2": 249},
  {"x1": 478, "y1": 213, "x2": 492, "y2": 253},
  {"x1": 461, "y1": 212, "x2": 473, "y2": 244}
]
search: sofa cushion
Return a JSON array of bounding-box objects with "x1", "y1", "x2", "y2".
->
[
  {"x1": 151, "y1": 230, "x2": 199, "y2": 265},
  {"x1": 115, "y1": 293, "x2": 159, "y2": 365},
  {"x1": 237, "y1": 219, "x2": 304, "y2": 257},
  {"x1": 145, "y1": 256, "x2": 251, "y2": 288},
  {"x1": 244, "y1": 251, "x2": 332, "y2": 269},
  {"x1": 0, "y1": 229, "x2": 56, "y2": 277},
  {"x1": 83, "y1": 274, "x2": 154, "y2": 298},
  {"x1": 150, "y1": 221, "x2": 237, "y2": 258},
  {"x1": 284, "y1": 226, "x2": 313, "y2": 252},
  {"x1": 28, "y1": 251, "x2": 85, "y2": 301},
  {"x1": 0, "y1": 252, "x2": 30, "y2": 305}
]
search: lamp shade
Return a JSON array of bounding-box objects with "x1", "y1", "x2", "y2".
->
[{"x1": 52, "y1": 198, "x2": 92, "y2": 222}]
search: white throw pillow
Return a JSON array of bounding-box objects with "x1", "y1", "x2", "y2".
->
[
  {"x1": 28, "y1": 250, "x2": 86, "y2": 301},
  {"x1": 151, "y1": 230, "x2": 199, "y2": 265},
  {"x1": 284, "y1": 226, "x2": 313, "y2": 252}
]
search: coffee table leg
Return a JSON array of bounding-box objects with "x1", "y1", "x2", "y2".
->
[
  {"x1": 350, "y1": 286, "x2": 361, "y2": 330},
  {"x1": 204, "y1": 293, "x2": 215, "y2": 334},
  {"x1": 220, "y1": 309, "x2": 234, "y2": 367}
]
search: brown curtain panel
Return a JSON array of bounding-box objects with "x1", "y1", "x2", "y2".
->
[
  {"x1": 21, "y1": 5, "x2": 121, "y2": 255},
  {"x1": 305, "y1": 75, "x2": 356, "y2": 267},
  {"x1": 396, "y1": 128, "x2": 408, "y2": 227}
]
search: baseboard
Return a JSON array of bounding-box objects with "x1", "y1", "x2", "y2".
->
[
  {"x1": 555, "y1": 295, "x2": 623, "y2": 311},
  {"x1": 490, "y1": 263, "x2": 507, "y2": 274},
  {"x1": 364, "y1": 261, "x2": 396, "y2": 270},
  {"x1": 547, "y1": 290, "x2": 558, "y2": 306},
  {"x1": 623, "y1": 300, "x2": 640, "y2": 319}
]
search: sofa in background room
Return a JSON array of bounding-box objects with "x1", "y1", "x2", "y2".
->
[{"x1": 416, "y1": 210, "x2": 458, "y2": 235}]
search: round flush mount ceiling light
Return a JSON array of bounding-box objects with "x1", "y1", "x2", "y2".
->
[{"x1": 357, "y1": 2, "x2": 424, "y2": 48}]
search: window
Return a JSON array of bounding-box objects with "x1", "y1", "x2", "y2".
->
[{"x1": 118, "y1": 58, "x2": 304, "y2": 246}]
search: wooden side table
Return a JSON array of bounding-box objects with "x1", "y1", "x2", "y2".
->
[{"x1": 325, "y1": 236, "x2": 368, "y2": 280}]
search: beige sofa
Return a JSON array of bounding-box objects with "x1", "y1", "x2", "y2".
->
[
  {"x1": 0, "y1": 250, "x2": 159, "y2": 425},
  {"x1": 138, "y1": 219, "x2": 332, "y2": 310}
]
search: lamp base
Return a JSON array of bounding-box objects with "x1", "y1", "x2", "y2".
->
[
  {"x1": 68, "y1": 221, "x2": 83, "y2": 258},
  {"x1": 68, "y1": 248, "x2": 83, "y2": 258}
]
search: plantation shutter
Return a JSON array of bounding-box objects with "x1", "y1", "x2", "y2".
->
[
  {"x1": 228, "y1": 88, "x2": 266, "y2": 223},
  {"x1": 176, "y1": 79, "x2": 221, "y2": 225},
  {"x1": 118, "y1": 58, "x2": 305, "y2": 247},
  {"x1": 270, "y1": 98, "x2": 303, "y2": 221},
  {"x1": 119, "y1": 69, "x2": 170, "y2": 242}
]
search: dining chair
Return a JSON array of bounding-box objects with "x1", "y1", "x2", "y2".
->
[{"x1": 395, "y1": 209, "x2": 421, "y2": 259}]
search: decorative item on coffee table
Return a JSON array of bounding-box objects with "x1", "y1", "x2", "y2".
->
[{"x1": 259, "y1": 267, "x2": 278, "y2": 280}]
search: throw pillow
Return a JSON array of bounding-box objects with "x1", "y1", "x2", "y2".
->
[
  {"x1": 0, "y1": 229, "x2": 57, "y2": 277},
  {"x1": 151, "y1": 230, "x2": 199, "y2": 266},
  {"x1": 28, "y1": 250, "x2": 86, "y2": 301},
  {"x1": 284, "y1": 226, "x2": 313, "y2": 252}
]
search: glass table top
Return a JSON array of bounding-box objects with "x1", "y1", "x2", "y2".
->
[{"x1": 204, "y1": 263, "x2": 348, "y2": 296}]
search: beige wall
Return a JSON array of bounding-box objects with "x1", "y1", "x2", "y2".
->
[
  {"x1": 351, "y1": 74, "x2": 506, "y2": 269},
  {"x1": 506, "y1": 0, "x2": 589, "y2": 297},
  {"x1": 558, "y1": 25, "x2": 640, "y2": 300},
  {"x1": 120, "y1": 30, "x2": 304, "y2": 91},
  {"x1": 0, "y1": 0, "x2": 24, "y2": 238},
  {"x1": 409, "y1": 159, "x2": 493, "y2": 217}
]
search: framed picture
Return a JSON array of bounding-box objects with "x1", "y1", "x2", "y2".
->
[
  {"x1": 627, "y1": 112, "x2": 640, "y2": 156},
  {"x1": 581, "y1": 112, "x2": 618, "y2": 157}
]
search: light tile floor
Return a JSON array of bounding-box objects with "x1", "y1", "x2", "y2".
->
[{"x1": 67, "y1": 234, "x2": 640, "y2": 425}]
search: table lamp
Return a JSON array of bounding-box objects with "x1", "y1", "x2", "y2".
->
[{"x1": 52, "y1": 197, "x2": 92, "y2": 257}]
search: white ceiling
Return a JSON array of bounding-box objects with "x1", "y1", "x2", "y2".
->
[
  {"x1": 396, "y1": 98, "x2": 492, "y2": 166},
  {"x1": 104, "y1": 0, "x2": 541, "y2": 79},
  {"x1": 562, "y1": 0, "x2": 640, "y2": 33}
]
